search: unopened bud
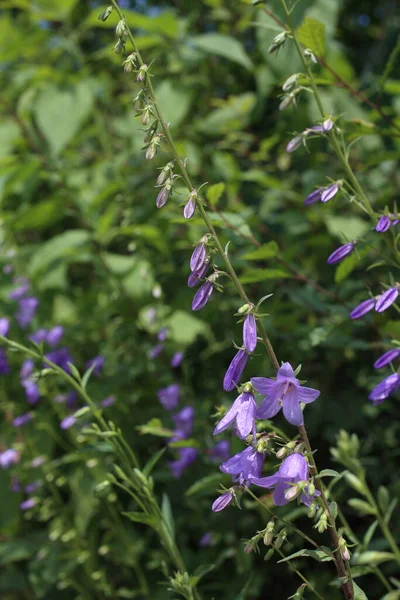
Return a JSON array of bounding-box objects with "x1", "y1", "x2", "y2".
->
[
  {"x1": 284, "y1": 485, "x2": 300, "y2": 502},
  {"x1": 116, "y1": 19, "x2": 127, "y2": 40},
  {"x1": 282, "y1": 73, "x2": 299, "y2": 92},
  {"x1": 137, "y1": 64, "x2": 148, "y2": 82},
  {"x1": 263, "y1": 521, "x2": 275, "y2": 546},
  {"x1": 316, "y1": 511, "x2": 328, "y2": 533},
  {"x1": 264, "y1": 548, "x2": 275, "y2": 561},
  {"x1": 156, "y1": 186, "x2": 170, "y2": 209},
  {"x1": 339, "y1": 536, "x2": 351, "y2": 561},
  {"x1": 114, "y1": 39, "x2": 125, "y2": 55},
  {"x1": 274, "y1": 528, "x2": 287, "y2": 550},
  {"x1": 304, "y1": 48, "x2": 318, "y2": 63},
  {"x1": 307, "y1": 502, "x2": 317, "y2": 518},
  {"x1": 98, "y1": 5, "x2": 113, "y2": 21},
  {"x1": 276, "y1": 446, "x2": 288, "y2": 459},
  {"x1": 308, "y1": 482, "x2": 315, "y2": 496},
  {"x1": 323, "y1": 118, "x2": 333, "y2": 131},
  {"x1": 279, "y1": 93, "x2": 296, "y2": 111},
  {"x1": 238, "y1": 303, "x2": 251, "y2": 314},
  {"x1": 268, "y1": 31, "x2": 288, "y2": 54},
  {"x1": 123, "y1": 53, "x2": 137, "y2": 73}
]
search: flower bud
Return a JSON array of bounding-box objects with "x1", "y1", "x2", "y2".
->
[
  {"x1": 273, "y1": 528, "x2": 287, "y2": 550},
  {"x1": 116, "y1": 19, "x2": 127, "y2": 41},
  {"x1": 114, "y1": 40, "x2": 125, "y2": 55},
  {"x1": 98, "y1": 5, "x2": 113, "y2": 21},
  {"x1": 284, "y1": 485, "x2": 300, "y2": 502},
  {"x1": 286, "y1": 134, "x2": 303, "y2": 153},
  {"x1": 123, "y1": 53, "x2": 137, "y2": 73},
  {"x1": 264, "y1": 548, "x2": 275, "y2": 561},
  {"x1": 238, "y1": 303, "x2": 250, "y2": 314},
  {"x1": 276, "y1": 446, "x2": 287, "y2": 459},
  {"x1": 282, "y1": 74, "x2": 299, "y2": 92},
  {"x1": 339, "y1": 536, "x2": 351, "y2": 561},
  {"x1": 137, "y1": 64, "x2": 148, "y2": 82},
  {"x1": 263, "y1": 521, "x2": 275, "y2": 546},
  {"x1": 304, "y1": 48, "x2": 317, "y2": 63},
  {"x1": 268, "y1": 32, "x2": 288, "y2": 54}
]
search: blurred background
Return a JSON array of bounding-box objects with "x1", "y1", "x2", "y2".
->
[{"x1": 0, "y1": 0, "x2": 399, "y2": 598}]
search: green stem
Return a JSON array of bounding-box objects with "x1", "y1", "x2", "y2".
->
[{"x1": 275, "y1": 548, "x2": 327, "y2": 600}]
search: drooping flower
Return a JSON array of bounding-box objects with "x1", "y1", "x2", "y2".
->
[
  {"x1": 192, "y1": 280, "x2": 214, "y2": 311},
  {"x1": 213, "y1": 391, "x2": 257, "y2": 440},
  {"x1": 46, "y1": 326, "x2": 64, "y2": 347},
  {"x1": 172, "y1": 406, "x2": 195, "y2": 438},
  {"x1": 369, "y1": 373, "x2": 400, "y2": 405},
  {"x1": 60, "y1": 415, "x2": 77, "y2": 430},
  {"x1": 16, "y1": 297, "x2": 39, "y2": 328},
  {"x1": 220, "y1": 446, "x2": 264, "y2": 485},
  {"x1": 22, "y1": 380, "x2": 40, "y2": 405},
  {"x1": 375, "y1": 287, "x2": 398, "y2": 313},
  {"x1": 20, "y1": 498, "x2": 37, "y2": 510},
  {"x1": 349, "y1": 298, "x2": 375, "y2": 320},
  {"x1": 251, "y1": 453, "x2": 320, "y2": 507},
  {"x1": 373, "y1": 348, "x2": 400, "y2": 369},
  {"x1": 304, "y1": 189, "x2": 322, "y2": 205},
  {"x1": 169, "y1": 447, "x2": 197, "y2": 478},
  {"x1": 376, "y1": 215, "x2": 391, "y2": 233},
  {"x1": 327, "y1": 242, "x2": 355, "y2": 265},
  {"x1": 212, "y1": 490, "x2": 234, "y2": 512},
  {"x1": 223, "y1": 350, "x2": 248, "y2": 392},
  {"x1": 190, "y1": 243, "x2": 207, "y2": 273},
  {"x1": 101, "y1": 395, "x2": 116, "y2": 408},
  {"x1": 183, "y1": 196, "x2": 196, "y2": 219},
  {"x1": 149, "y1": 343, "x2": 163, "y2": 359},
  {"x1": 0, "y1": 318, "x2": 10, "y2": 337},
  {"x1": 0, "y1": 448, "x2": 19, "y2": 469},
  {"x1": 210, "y1": 440, "x2": 231, "y2": 462},
  {"x1": 243, "y1": 313, "x2": 257, "y2": 352},
  {"x1": 321, "y1": 183, "x2": 339, "y2": 203},
  {"x1": 251, "y1": 362, "x2": 320, "y2": 427},
  {"x1": 0, "y1": 349, "x2": 9, "y2": 375},
  {"x1": 158, "y1": 384, "x2": 180, "y2": 411},
  {"x1": 286, "y1": 135, "x2": 303, "y2": 153},
  {"x1": 171, "y1": 352, "x2": 184, "y2": 368},
  {"x1": 12, "y1": 412, "x2": 33, "y2": 427},
  {"x1": 188, "y1": 262, "x2": 209, "y2": 288},
  {"x1": 86, "y1": 355, "x2": 104, "y2": 376}
]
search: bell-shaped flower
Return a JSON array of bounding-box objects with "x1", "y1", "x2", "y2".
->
[
  {"x1": 223, "y1": 349, "x2": 248, "y2": 391},
  {"x1": 220, "y1": 446, "x2": 264, "y2": 485},
  {"x1": 251, "y1": 453, "x2": 320, "y2": 506},
  {"x1": 213, "y1": 391, "x2": 256, "y2": 440},
  {"x1": 369, "y1": 373, "x2": 400, "y2": 405},
  {"x1": 251, "y1": 362, "x2": 320, "y2": 427}
]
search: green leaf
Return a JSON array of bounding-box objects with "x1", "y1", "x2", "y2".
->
[
  {"x1": 166, "y1": 310, "x2": 210, "y2": 346},
  {"x1": 0, "y1": 119, "x2": 20, "y2": 158},
  {"x1": 34, "y1": 82, "x2": 94, "y2": 156},
  {"x1": 334, "y1": 246, "x2": 370, "y2": 283},
  {"x1": 278, "y1": 547, "x2": 333, "y2": 563},
  {"x1": 317, "y1": 469, "x2": 341, "y2": 478},
  {"x1": 353, "y1": 582, "x2": 369, "y2": 600},
  {"x1": 190, "y1": 563, "x2": 216, "y2": 586},
  {"x1": 354, "y1": 551, "x2": 396, "y2": 566},
  {"x1": 348, "y1": 498, "x2": 376, "y2": 516},
  {"x1": 206, "y1": 182, "x2": 225, "y2": 206},
  {"x1": 142, "y1": 447, "x2": 166, "y2": 477},
  {"x1": 240, "y1": 268, "x2": 291, "y2": 283},
  {"x1": 242, "y1": 241, "x2": 279, "y2": 261},
  {"x1": 29, "y1": 230, "x2": 91, "y2": 276},
  {"x1": 161, "y1": 494, "x2": 175, "y2": 540},
  {"x1": 13, "y1": 198, "x2": 65, "y2": 232},
  {"x1": 186, "y1": 473, "x2": 229, "y2": 497},
  {"x1": 297, "y1": 17, "x2": 326, "y2": 57},
  {"x1": 363, "y1": 521, "x2": 378, "y2": 547},
  {"x1": 136, "y1": 418, "x2": 174, "y2": 438},
  {"x1": 84, "y1": 9, "x2": 179, "y2": 38},
  {"x1": 122, "y1": 512, "x2": 156, "y2": 528},
  {"x1": 198, "y1": 93, "x2": 257, "y2": 135},
  {"x1": 344, "y1": 473, "x2": 367, "y2": 496},
  {"x1": 325, "y1": 215, "x2": 369, "y2": 240},
  {"x1": 155, "y1": 80, "x2": 192, "y2": 128},
  {"x1": 192, "y1": 34, "x2": 253, "y2": 70},
  {"x1": 377, "y1": 486, "x2": 390, "y2": 513}
]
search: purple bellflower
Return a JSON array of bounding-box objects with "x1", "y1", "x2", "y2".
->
[
  {"x1": 243, "y1": 313, "x2": 257, "y2": 352},
  {"x1": 0, "y1": 448, "x2": 19, "y2": 468},
  {"x1": 16, "y1": 297, "x2": 39, "y2": 328},
  {"x1": 13, "y1": 412, "x2": 33, "y2": 427},
  {"x1": 369, "y1": 373, "x2": 400, "y2": 405},
  {"x1": 321, "y1": 183, "x2": 339, "y2": 203},
  {"x1": 45, "y1": 347, "x2": 73, "y2": 373},
  {"x1": 190, "y1": 243, "x2": 207, "y2": 273},
  {"x1": 20, "y1": 498, "x2": 37, "y2": 510},
  {"x1": 192, "y1": 280, "x2": 214, "y2": 311},
  {"x1": 60, "y1": 415, "x2": 77, "y2": 430},
  {"x1": 213, "y1": 391, "x2": 257, "y2": 440},
  {"x1": 376, "y1": 215, "x2": 391, "y2": 233},
  {"x1": 171, "y1": 351, "x2": 184, "y2": 368},
  {"x1": 220, "y1": 446, "x2": 264, "y2": 485},
  {"x1": 375, "y1": 287, "x2": 398, "y2": 313},
  {"x1": 212, "y1": 490, "x2": 234, "y2": 512},
  {"x1": 210, "y1": 440, "x2": 231, "y2": 462},
  {"x1": 251, "y1": 362, "x2": 320, "y2": 427},
  {"x1": 286, "y1": 135, "x2": 303, "y2": 153},
  {"x1": 374, "y1": 348, "x2": 400, "y2": 369},
  {"x1": 350, "y1": 298, "x2": 376, "y2": 319},
  {"x1": 223, "y1": 349, "x2": 248, "y2": 392},
  {"x1": 22, "y1": 380, "x2": 40, "y2": 405},
  {"x1": 30, "y1": 329, "x2": 47, "y2": 344},
  {"x1": 25, "y1": 480, "x2": 42, "y2": 494},
  {"x1": 46, "y1": 326, "x2": 64, "y2": 347},
  {"x1": 20, "y1": 359, "x2": 34, "y2": 380},
  {"x1": 327, "y1": 242, "x2": 355, "y2": 265},
  {"x1": 158, "y1": 383, "x2": 180, "y2": 411},
  {"x1": 188, "y1": 262, "x2": 209, "y2": 288},
  {"x1": 304, "y1": 189, "x2": 322, "y2": 205},
  {"x1": 0, "y1": 318, "x2": 10, "y2": 337},
  {"x1": 172, "y1": 406, "x2": 195, "y2": 438},
  {"x1": 0, "y1": 349, "x2": 9, "y2": 375},
  {"x1": 86, "y1": 355, "x2": 104, "y2": 376},
  {"x1": 251, "y1": 453, "x2": 320, "y2": 506},
  {"x1": 169, "y1": 447, "x2": 197, "y2": 478},
  {"x1": 184, "y1": 197, "x2": 196, "y2": 219},
  {"x1": 157, "y1": 327, "x2": 168, "y2": 342}
]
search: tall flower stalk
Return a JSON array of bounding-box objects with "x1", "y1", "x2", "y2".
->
[{"x1": 106, "y1": 1, "x2": 356, "y2": 598}]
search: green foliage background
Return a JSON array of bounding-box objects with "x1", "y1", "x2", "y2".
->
[{"x1": 0, "y1": 0, "x2": 399, "y2": 598}]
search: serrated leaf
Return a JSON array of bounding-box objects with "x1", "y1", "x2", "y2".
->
[
  {"x1": 242, "y1": 241, "x2": 279, "y2": 261},
  {"x1": 297, "y1": 17, "x2": 326, "y2": 57},
  {"x1": 206, "y1": 182, "x2": 225, "y2": 206}
]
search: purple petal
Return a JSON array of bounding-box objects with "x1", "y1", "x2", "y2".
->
[
  {"x1": 350, "y1": 298, "x2": 375, "y2": 319},
  {"x1": 376, "y1": 215, "x2": 391, "y2": 233},
  {"x1": 278, "y1": 362, "x2": 296, "y2": 379},
  {"x1": 278, "y1": 453, "x2": 308, "y2": 480},
  {"x1": 298, "y1": 385, "x2": 320, "y2": 404},
  {"x1": 235, "y1": 393, "x2": 256, "y2": 439},
  {"x1": 286, "y1": 135, "x2": 303, "y2": 153},
  {"x1": 0, "y1": 318, "x2": 10, "y2": 337},
  {"x1": 273, "y1": 482, "x2": 289, "y2": 506},
  {"x1": 243, "y1": 314, "x2": 257, "y2": 352},
  {"x1": 255, "y1": 395, "x2": 281, "y2": 420},
  {"x1": 282, "y1": 388, "x2": 303, "y2": 426},
  {"x1": 212, "y1": 491, "x2": 233, "y2": 512},
  {"x1": 304, "y1": 189, "x2": 322, "y2": 205},
  {"x1": 187, "y1": 262, "x2": 209, "y2": 288},
  {"x1": 192, "y1": 280, "x2": 214, "y2": 311},
  {"x1": 321, "y1": 184, "x2": 339, "y2": 203},
  {"x1": 373, "y1": 348, "x2": 400, "y2": 369},
  {"x1": 223, "y1": 350, "x2": 248, "y2": 391},
  {"x1": 250, "y1": 474, "x2": 279, "y2": 488},
  {"x1": 250, "y1": 377, "x2": 276, "y2": 395},
  {"x1": 183, "y1": 197, "x2": 196, "y2": 219},
  {"x1": 369, "y1": 373, "x2": 400, "y2": 405},
  {"x1": 213, "y1": 399, "x2": 240, "y2": 435},
  {"x1": 375, "y1": 288, "x2": 398, "y2": 313},
  {"x1": 190, "y1": 243, "x2": 206, "y2": 273},
  {"x1": 327, "y1": 243, "x2": 355, "y2": 265}
]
